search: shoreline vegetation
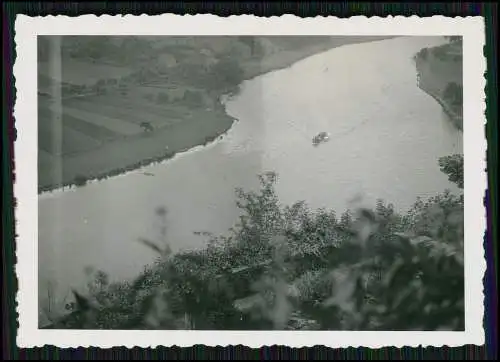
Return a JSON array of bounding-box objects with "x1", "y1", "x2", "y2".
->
[
  {"x1": 38, "y1": 36, "x2": 396, "y2": 195},
  {"x1": 414, "y1": 37, "x2": 463, "y2": 130},
  {"x1": 42, "y1": 156, "x2": 464, "y2": 330}
]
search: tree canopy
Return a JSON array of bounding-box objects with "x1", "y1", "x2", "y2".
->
[
  {"x1": 209, "y1": 58, "x2": 245, "y2": 89},
  {"x1": 439, "y1": 154, "x2": 464, "y2": 189}
]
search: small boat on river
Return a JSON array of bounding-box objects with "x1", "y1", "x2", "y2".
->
[{"x1": 312, "y1": 132, "x2": 330, "y2": 146}]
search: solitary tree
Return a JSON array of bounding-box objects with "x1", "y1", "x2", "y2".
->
[{"x1": 140, "y1": 122, "x2": 154, "y2": 133}]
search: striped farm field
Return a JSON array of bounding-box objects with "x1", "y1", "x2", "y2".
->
[
  {"x1": 78, "y1": 94, "x2": 187, "y2": 119},
  {"x1": 38, "y1": 106, "x2": 119, "y2": 142},
  {"x1": 38, "y1": 149, "x2": 57, "y2": 170},
  {"x1": 38, "y1": 116, "x2": 102, "y2": 155},
  {"x1": 54, "y1": 105, "x2": 141, "y2": 136},
  {"x1": 63, "y1": 98, "x2": 180, "y2": 128}
]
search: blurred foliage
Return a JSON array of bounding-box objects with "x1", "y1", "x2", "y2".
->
[
  {"x1": 46, "y1": 156, "x2": 464, "y2": 331},
  {"x1": 439, "y1": 154, "x2": 464, "y2": 189},
  {"x1": 443, "y1": 82, "x2": 463, "y2": 107}
]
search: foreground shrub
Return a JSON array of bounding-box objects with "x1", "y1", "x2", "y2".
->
[{"x1": 47, "y1": 157, "x2": 464, "y2": 330}]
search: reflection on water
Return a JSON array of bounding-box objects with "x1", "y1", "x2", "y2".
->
[{"x1": 39, "y1": 36, "x2": 463, "y2": 309}]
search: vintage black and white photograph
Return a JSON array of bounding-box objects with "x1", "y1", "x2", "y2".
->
[{"x1": 15, "y1": 15, "x2": 486, "y2": 348}]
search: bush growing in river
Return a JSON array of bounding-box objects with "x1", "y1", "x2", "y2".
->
[{"x1": 45, "y1": 157, "x2": 464, "y2": 330}]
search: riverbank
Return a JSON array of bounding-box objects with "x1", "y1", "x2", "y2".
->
[
  {"x1": 414, "y1": 40, "x2": 463, "y2": 130},
  {"x1": 240, "y1": 36, "x2": 397, "y2": 81},
  {"x1": 38, "y1": 36, "x2": 397, "y2": 195},
  {"x1": 38, "y1": 36, "x2": 465, "y2": 329},
  {"x1": 422, "y1": 90, "x2": 463, "y2": 129}
]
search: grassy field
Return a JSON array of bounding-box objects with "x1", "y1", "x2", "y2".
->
[
  {"x1": 38, "y1": 36, "x2": 396, "y2": 192},
  {"x1": 63, "y1": 98, "x2": 183, "y2": 128}
]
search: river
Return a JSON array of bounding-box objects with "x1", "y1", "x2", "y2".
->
[{"x1": 38, "y1": 36, "x2": 463, "y2": 312}]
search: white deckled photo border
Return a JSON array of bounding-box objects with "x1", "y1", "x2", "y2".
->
[{"x1": 14, "y1": 14, "x2": 487, "y2": 348}]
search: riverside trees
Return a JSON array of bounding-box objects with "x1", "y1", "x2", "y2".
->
[{"x1": 443, "y1": 82, "x2": 463, "y2": 107}]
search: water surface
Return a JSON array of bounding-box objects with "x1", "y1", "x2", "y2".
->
[{"x1": 38, "y1": 36, "x2": 463, "y2": 309}]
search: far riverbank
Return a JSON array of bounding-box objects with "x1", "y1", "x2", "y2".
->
[
  {"x1": 414, "y1": 39, "x2": 463, "y2": 130},
  {"x1": 39, "y1": 36, "x2": 396, "y2": 195}
]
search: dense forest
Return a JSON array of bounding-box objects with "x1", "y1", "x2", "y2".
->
[{"x1": 43, "y1": 154, "x2": 464, "y2": 331}]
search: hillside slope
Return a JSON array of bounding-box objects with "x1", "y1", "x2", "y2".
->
[
  {"x1": 414, "y1": 38, "x2": 463, "y2": 130},
  {"x1": 37, "y1": 36, "x2": 394, "y2": 193}
]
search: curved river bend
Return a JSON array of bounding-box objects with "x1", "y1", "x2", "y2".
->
[{"x1": 38, "y1": 36, "x2": 463, "y2": 308}]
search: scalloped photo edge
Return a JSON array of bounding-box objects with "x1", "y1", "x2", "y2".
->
[{"x1": 13, "y1": 14, "x2": 487, "y2": 348}]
